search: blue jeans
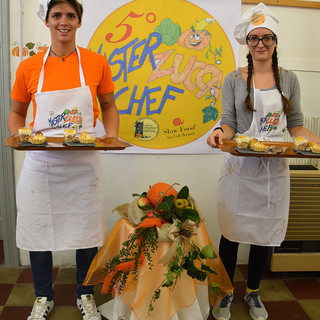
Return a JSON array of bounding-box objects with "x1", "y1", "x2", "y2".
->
[{"x1": 29, "y1": 247, "x2": 98, "y2": 299}]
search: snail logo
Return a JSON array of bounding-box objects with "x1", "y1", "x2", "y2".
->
[
  {"x1": 251, "y1": 14, "x2": 266, "y2": 26},
  {"x1": 173, "y1": 118, "x2": 184, "y2": 126},
  {"x1": 89, "y1": 0, "x2": 235, "y2": 149}
]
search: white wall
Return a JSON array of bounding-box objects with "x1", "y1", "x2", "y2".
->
[{"x1": 9, "y1": 1, "x2": 320, "y2": 266}]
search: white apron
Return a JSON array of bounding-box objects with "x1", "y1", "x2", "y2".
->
[
  {"x1": 16, "y1": 47, "x2": 107, "y2": 251},
  {"x1": 217, "y1": 81, "x2": 290, "y2": 246}
]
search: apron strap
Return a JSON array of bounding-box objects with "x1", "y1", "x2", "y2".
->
[{"x1": 37, "y1": 46, "x2": 86, "y2": 93}]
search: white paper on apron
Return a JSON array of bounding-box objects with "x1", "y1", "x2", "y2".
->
[
  {"x1": 217, "y1": 80, "x2": 290, "y2": 246},
  {"x1": 16, "y1": 47, "x2": 107, "y2": 251}
]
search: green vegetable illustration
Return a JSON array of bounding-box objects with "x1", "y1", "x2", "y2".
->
[{"x1": 155, "y1": 18, "x2": 181, "y2": 46}]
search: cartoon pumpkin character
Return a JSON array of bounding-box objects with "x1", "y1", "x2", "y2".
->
[{"x1": 178, "y1": 18, "x2": 214, "y2": 51}]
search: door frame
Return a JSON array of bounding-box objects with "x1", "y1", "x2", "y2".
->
[{"x1": 0, "y1": 0, "x2": 20, "y2": 267}]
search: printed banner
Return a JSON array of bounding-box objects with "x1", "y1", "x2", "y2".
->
[{"x1": 79, "y1": 0, "x2": 241, "y2": 153}]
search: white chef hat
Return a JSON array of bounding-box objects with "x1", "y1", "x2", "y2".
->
[
  {"x1": 37, "y1": 0, "x2": 48, "y2": 22},
  {"x1": 234, "y1": 2, "x2": 279, "y2": 45},
  {"x1": 36, "y1": 0, "x2": 83, "y2": 22}
]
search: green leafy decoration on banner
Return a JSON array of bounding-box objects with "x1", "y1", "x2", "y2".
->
[
  {"x1": 25, "y1": 42, "x2": 35, "y2": 50},
  {"x1": 155, "y1": 18, "x2": 181, "y2": 46},
  {"x1": 202, "y1": 104, "x2": 219, "y2": 124}
]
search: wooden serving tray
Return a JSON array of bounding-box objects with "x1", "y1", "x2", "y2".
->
[
  {"x1": 5, "y1": 136, "x2": 130, "y2": 151},
  {"x1": 218, "y1": 140, "x2": 320, "y2": 158}
]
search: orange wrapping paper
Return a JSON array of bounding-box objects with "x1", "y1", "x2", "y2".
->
[{"x1": 84, "y1": 218, "x2": 233, "y2": 320}]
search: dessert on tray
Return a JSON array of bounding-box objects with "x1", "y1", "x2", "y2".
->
[
  {"x1": 18, "y1": 127, "x2": 32, "y2": 142},
  {"x1": 235, "y1": 135, "x2": 250, "y2": 149},
  {"x1": 29, "y1": 131, "x2": 47, "y2": 144},
  {"x1": 293, "y1": 136, "x2": 308, "y2": 151},
  {"x1": 249, "y1": 138, "x2": 268, "y2": 152},
  {"x1": 63, "y1": 128, "x2": 77, "y2": 142},
  {"x1": 78, "y1": 131, "x2": 95, "y2": 144},
  {"x1": 309, "y1": 142, "x2": 320, "y2": 154}
]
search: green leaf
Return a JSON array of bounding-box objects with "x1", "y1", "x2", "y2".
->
[
  {"x1": 189, "y1": 249, "x2": 198, "y2": 260},
  {"x1": 202, "y1": 106, "x2": 219, "y2": 124},
  {"x1": 201, "y1": 263, "x2": 218, "y2": 274},
  {"x1": 157, "y1": 201, "x2": 172, "y2": 212},
  {"x1": 122, "y1": 240, "x2": 129, "y2": 247},
  {"x1": 140, "y1": 204, "x2": 154, "y2": 210},
  {"x1": 154, "y1": 18, "x2": 181, "y2": 46},
  {"x1": 181, "y1": 208, "x2": 200, "y2": 222},
  {"x1": 177, "y1": 186, "x2": 189, "y2": 199},
  {"x1": 210, "y1": 282, "x2": 220, "y2": 296},
  {"x1": 200, "y1": 243, "x2": 217, "y2": 259},
  {"x1": 164, "y1": 271, "x2": 174, "y2": 281},
  {"x1": 25, "y1": 42, "x2": 35, "y2": 50},
  {"x1": 132, "y1": 193, "x2": 141, "y2": 197},
  {"x1": 183, "y1": 258, "x2": 207, "y2": 282}
]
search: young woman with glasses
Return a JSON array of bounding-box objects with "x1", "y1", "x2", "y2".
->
[{"x1": 207, "y1": 3, "x2": 320, "y2": 320}]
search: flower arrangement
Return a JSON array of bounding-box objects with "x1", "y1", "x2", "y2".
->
[{"x1": 101, "y1": 183, "x2": 220, "y2": 313}]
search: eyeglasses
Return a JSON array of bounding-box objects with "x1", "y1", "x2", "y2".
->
[{"x1": 246, "y1": 35, "x2": 277, "y2": 47}]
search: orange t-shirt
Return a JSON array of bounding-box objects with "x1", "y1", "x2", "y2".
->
[{"x1": 11, "y1": 47, "x2": 115, "y2": 127}]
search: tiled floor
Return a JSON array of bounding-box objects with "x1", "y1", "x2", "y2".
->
[{"x1": 0, "y1": 241, "x2": 320, "y2": 320}]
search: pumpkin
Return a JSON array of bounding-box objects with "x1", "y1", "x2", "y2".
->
[
  {"x1": 37, "y1": 46, "x2": 49, "y2": 53},
  {"x1": 147, "y1": 182, "x2": 178, "y2": 207},
  {"x1": 177, "y1": 29, "x2": 211, "y2": 51},
  {"x1": 12, "y1": 46, "x2": 29, "y2": 57}
]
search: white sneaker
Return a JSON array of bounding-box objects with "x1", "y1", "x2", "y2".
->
[
  {"x1": 77, "y1": 294, "x2": 101, "y2": 320},
  {"x1": 212, "y1": 293, "x2": 234, "y2": 320},
  {"x1": 27, "y1": 297, "x2": 54, "y2": 320},
  {"x1": 244, "y1": 291, "x2": 268, "y2": 320}
]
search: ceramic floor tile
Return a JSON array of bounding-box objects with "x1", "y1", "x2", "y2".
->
[
  {"x1": 0, "y1": 284, "x2": 14, "y2": 305},
  {"x1": 47, "y1": 306, "x2": 83, "y2": 320},
  {"x1": 299, "y1": 299, "x2": 320, "y2": 320},
  {"x1": 229, "y1": 302, "x2": 251, "y2": 320},
  {"x1": 55, "y1": 267, "x2": 77, "y2": 284},
  {"x1": 94, "y1": 284, "x2": 110, "y2": 306},
  {"x1": 232, "y1": 281, "x2": 247, "y2": 303},
  {"x1": 0, "y1": 306, "x2": 32, "y2": 320},
  {"x1": 17, "y1": 267, "x2": 59, "y2": 284},
  {"x1": 283, "y1": 278, "x2": 320, "y2": 300},
  {"x1": 259, "y1": 279, "x2": 295, "y2": 301},
  {"x1": 264, "y1": 300, "x2": 312, "y2": 320},
  {"x1": 53, "y1": 283, "x2": 77, "y2": 306},
  {"x1": 233, "y1": 266, "x2": 246, "y2": 282},
  {"x1": 0, "y1": 267, "x2": 22, "y2": 284},
  {"x1": 5, "y1": 283, "x2": 35, "y2": 306},
  {"x1": 237, "y1": 264, "x2": 248, "y2": 280}
]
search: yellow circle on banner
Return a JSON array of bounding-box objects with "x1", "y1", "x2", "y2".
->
[{"x1": 88, "y1": 0, "x2": 235, "y2": 149}]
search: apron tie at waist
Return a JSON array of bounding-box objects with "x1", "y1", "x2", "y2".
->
[{"x1": 261, "y1": 158, "x2": 271, "y2": 208}]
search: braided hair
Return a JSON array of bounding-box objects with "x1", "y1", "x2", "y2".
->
[{"x1": 244, "y1": 47, "x2": 291, "y2": 115}]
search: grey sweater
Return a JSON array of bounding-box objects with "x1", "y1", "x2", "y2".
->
[{"x1": 220, "y1": 68, "x2": 304, "y2": 134}]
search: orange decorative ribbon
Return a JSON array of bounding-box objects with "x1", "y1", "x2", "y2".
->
[{"x1": 101, "y1": 217, "x2": 167, "y2": 295}]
